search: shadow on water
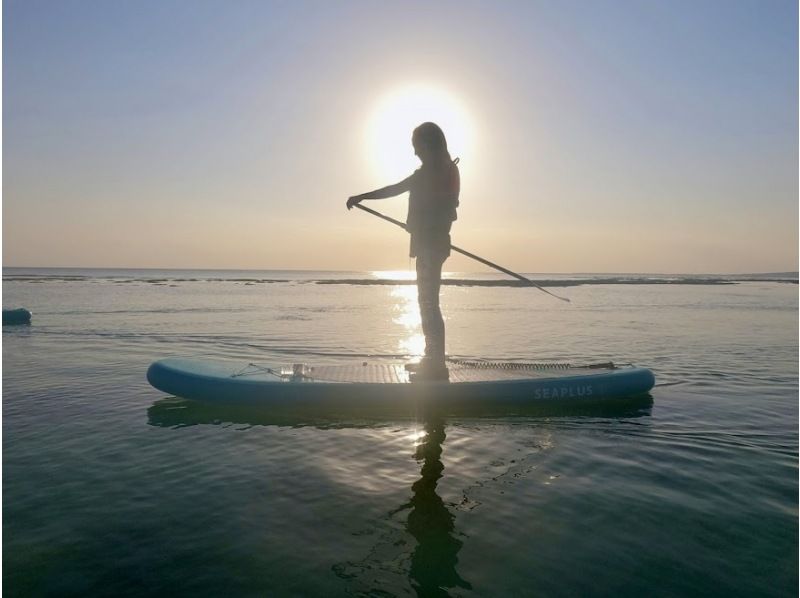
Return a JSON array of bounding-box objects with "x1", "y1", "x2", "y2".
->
[{"x1": 147, "y1": 394, "x2": 654, "y2": 429}]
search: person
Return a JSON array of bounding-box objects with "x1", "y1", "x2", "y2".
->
[{"x1": 347, "y1": 122, "x2": 460, "y2": 380}]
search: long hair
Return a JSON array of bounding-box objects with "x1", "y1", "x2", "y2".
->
[{"x1": 412, "y1": 122, "x2": 452, "y2": 168}]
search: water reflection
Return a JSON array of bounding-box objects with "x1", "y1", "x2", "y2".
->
[
  {"x1": 391, "y1": 416, "x2": 472, "y2": 595},
  {"x1": 147, "y1": 395, "x2": 654, "y2": 429},
  {"x1": 148, "y1": 398, "x2": 654, "y2": 595},
  {"x1": 372, "y1": 269, "x2": 417, "y2": 281},
  {"x1": 146, "y1": 397, "x2": 409, "y2": 429},
  {"x1": 392, "y1": 284, "x2": 425, "y2": 358}
]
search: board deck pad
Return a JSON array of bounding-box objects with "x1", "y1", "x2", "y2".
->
[{"x1": 228, "y1": 362, "x2": 618, "y2": 384}]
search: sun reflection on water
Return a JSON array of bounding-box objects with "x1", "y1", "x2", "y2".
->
[
  {"x1": 406, "y1": 429, "x2": 428, "y2": 447},
  {"x1": 391, "y1": 285, "x2": 425, "y2": 358}
]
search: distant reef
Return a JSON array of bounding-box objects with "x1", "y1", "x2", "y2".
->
[{"x1": 3, "y1": 273, "x2": 797, "y2": 287}]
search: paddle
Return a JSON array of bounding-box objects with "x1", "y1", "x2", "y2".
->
[{"x1": 353, "y1": 203, "x2": 570, "y2": 303}]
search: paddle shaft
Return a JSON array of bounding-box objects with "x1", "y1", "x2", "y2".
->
[{"x1": 354, "y1": 203, "x2": 570, "y2": 303}]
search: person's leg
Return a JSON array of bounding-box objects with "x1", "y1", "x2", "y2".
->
[{"x1": 416, "y1": 253, "x2": 446, "y2": 365}]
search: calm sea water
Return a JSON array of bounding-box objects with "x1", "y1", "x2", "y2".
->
[{"x1": 3, "y1": 268, "x2": 797, "y2": 597}]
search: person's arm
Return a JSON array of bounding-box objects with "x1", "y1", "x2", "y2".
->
[{"x1": 346, "y1": 176, "x2": 413, "y2": 210}]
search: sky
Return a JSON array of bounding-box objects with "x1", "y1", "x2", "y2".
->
[{"x1": 3, "y1": 0, "x2": 797, "y2": 273}]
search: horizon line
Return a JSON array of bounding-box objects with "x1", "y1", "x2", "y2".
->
[{"x1": 3, "y1": 265, "x2": 798, "y2": 277}]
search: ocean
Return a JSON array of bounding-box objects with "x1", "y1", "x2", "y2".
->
[{"x1": 3, "y1": 268, "x2": 797, "y2": 597}]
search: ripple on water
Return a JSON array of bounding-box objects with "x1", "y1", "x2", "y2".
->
[{"x1": 3, "y1": 278, "x2": 797, "y2": 596}]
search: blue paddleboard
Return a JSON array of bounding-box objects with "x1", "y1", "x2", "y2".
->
[{"x1": 147, "y1": 358, "x2": 655, "y2": 410}]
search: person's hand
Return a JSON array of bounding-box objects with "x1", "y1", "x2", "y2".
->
[{"x1": 346, "y1": 196, "x2": 362, "y2": 210}]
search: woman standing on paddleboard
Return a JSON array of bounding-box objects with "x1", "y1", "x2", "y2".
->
[{"x1": 347, "y1": 122, "x2": 460, "y2": 380}]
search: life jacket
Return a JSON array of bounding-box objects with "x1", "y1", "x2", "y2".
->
[{"x1": 406, "y1": 157, "x2": 460, "y2": 235}]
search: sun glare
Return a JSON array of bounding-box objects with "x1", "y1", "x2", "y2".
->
[{"x1": 366, "y1": 85, "x2": 473, "y2": 181}]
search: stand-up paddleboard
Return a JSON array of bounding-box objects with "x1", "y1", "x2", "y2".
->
[
  {"x1": 147, "y1": 358, "x2": 655, "y2": 411},
  {"x1": 3, "y1": 308, "x2": 32, "y2": 325}
]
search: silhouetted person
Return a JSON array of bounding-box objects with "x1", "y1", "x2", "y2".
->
[{"x1": 348, "y1": 122, "x2": 459, "y2": 380}]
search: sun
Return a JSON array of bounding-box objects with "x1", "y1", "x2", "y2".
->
[{"x1": 366, "y1": 84, "x2": 474, "y2": 181}]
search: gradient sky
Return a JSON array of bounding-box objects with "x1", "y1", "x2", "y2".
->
[{"x1": 3, "y1": 0, "x2": 797, "y2": 273}]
